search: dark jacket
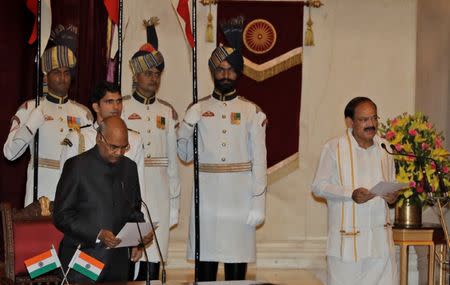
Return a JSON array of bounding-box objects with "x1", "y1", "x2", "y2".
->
[{"x1": 53, "y1": 146, "x2": 143, "y2": 283}]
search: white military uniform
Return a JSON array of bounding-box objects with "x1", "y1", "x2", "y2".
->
[
  {"x1": 59, "y1": 122, "x2": 145, "y2": 194},
  {"x1": 122, "y1": 92, "x2": 181, "y2": 262},
  {"x1": 311, "y1": 129, "x2": 398, "y2": 285},
  {"x1": 3, "y1": 94, "x2": 92, "y2": 206},
  {"x1": 178, "y1": 93, "x2": 267, "y2": 263}
]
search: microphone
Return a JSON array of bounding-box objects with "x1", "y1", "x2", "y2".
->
[
  {"x1": 119, "y1": 181, "x2": 160, "y2": 285},
  {"x1": 138, "y1": 199, "x2": 167, "y2": 285},
  {"x1": 380, "y1": 143, "x2": 447, "y2": 193}
]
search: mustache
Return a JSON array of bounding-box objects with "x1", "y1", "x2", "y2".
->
[{"x1": 364, "y1": 127, "x2": 376, "y2": 132}]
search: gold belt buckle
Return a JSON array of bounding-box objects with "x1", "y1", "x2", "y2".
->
[{"x1": 340, "y1": 230, "x2": 360, "y2": 237}]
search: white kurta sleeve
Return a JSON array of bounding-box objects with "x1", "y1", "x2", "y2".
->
[
  {"x1": 134, "y1": 134, "x2": 146, "y2": 198},
  {"x1": 167, "y1": 114, "x2": 181, "y2": 227},
  {"x1": 177, "y1": 103, "x2": 201, "y2": 162},
  {"x1": 3, "y1": 102, "x2": 41, "y2": 161},
  {"x1": 311, "y1": 143, "x2": 354, "y2": 201},
  {"x1": 246, "y1": 110, "x2": 267, "y2": 227}
]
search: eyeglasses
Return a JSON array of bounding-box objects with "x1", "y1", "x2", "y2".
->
[
  {"x1": 98, "y1": 132, "x2": 130, "y2": 152},
  {"x1": 355, "y1": 115, "x2": 380, "y2": 124}
]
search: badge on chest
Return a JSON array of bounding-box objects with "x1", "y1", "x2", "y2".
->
[
  {"x1": 157, "y1": 116, "x2": 165, "y2": 129},
  {"x1": 230, "y1": 112, "x2": 241, "y2": 125},
  {"x1": 67, "y1": 116, "x2": 81, "y2": 129}
]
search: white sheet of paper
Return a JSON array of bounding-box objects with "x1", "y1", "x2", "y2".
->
[
  {"x1": 369, "y1": 181, "x2": 408, "y2": 196},
  {"x1": 115, "y1": 222, "x2": 158, "y2": 248}
]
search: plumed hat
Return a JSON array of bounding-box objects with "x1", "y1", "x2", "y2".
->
[
  {"x1": 209, "y1": 16, "x2": 244, "y2": 75},
  {"x1": 130, "y1": 17, "x2": 165, "y2": 75},
  {"x1": 41, "y1": 25, "x2": 78, "y2": 74}
]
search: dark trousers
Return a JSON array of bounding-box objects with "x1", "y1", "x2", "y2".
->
[
  {"x1": 131, "y1": 261, "x2": 160, "y2": 281},
  {"x1": 198, "y1": 261, "x2": 247, "y2": 281}
]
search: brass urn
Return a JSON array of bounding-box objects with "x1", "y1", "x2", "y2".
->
[{"x1": 394, "y1": 198, "x2": 422, "y2": 228}]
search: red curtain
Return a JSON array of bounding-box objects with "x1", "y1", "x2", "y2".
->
[{"x1": 217, "y1": 1, "x2": 304, "y2": 168}]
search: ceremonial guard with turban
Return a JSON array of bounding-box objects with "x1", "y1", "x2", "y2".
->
[
  {"x1": 3, "y1": 25, "x2": 92, "y2": 206},
  {"x1": 122, "y1": 17, "x2": 181, "y2": 281},
  {"x1": 177, "y1": 17, "x2": 268, "y2": 281}
]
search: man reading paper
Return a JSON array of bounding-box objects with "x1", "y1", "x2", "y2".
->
[
  {"x1": 311, "y1": 97, "x2": 400, "y2": 285},
  {"x1": 54, "y1": 117, "x2": 153, "y2": 283}
]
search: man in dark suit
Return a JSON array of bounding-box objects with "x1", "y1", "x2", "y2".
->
[{"x1": 53, "y1": 116, "x2": 153, "y2": 283}]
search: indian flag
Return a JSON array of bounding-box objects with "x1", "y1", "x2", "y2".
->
[
  {"x1": 68, "y1": 249, "x2": 104, "y2": 281},
  {"x1": 24, "y1": 248, "x2": 61, "y2": 279}
]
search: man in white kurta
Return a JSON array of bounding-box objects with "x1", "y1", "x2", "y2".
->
[
  {"x1": 3, "y1": 45, "x2": 92, "y2": 206},
  {"x1": 177, "y1": 24, "x2": 268, "y2": 281},
  {"x1": 312, "y1": 97, "x2": 399, "y2": 285},
  {"x1": 60, "y1": 81, "x2": 144, "y2": 193},
  {"x1": 124, "y1": 19, "x2": 181, "y2": 281}
]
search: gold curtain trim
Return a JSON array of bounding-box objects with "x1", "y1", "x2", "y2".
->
[
  {"x1": 199, "y1": 162, "x2": 252, "y2": 173},
  {"x1": 243, "y1": 47, "x2": 303, "y2": 82},
  {"x1": 38, "y1": 158, "x2": 60, "y2": 170},
  {"x1": 144, "y1": 157, "x2": 169, "y2": 167},
  {"x1": 106, "y1": 18, "x2": 112, "y2": 60}
]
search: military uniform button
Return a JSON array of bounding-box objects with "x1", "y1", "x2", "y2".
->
[
  {"x1": 147, "y1": 117, "x2": 151, "y2": 121},
  {"x1": 223, "y1": 103, "x2": 227, "y2": 107},
  {"x1": 222, "y1": 143, "x2": 226, "y2": 147},
  {"x1": 60, "y1": 128, "x2": 63, "y2": 132},
  {"x1": 221, "y1": 157, "x2": 226, "y2": 162},
  {"x1": 147, "y1": 154, "x2": 151, "y2": 158},
  {"x1": 147, "y1": 129, "x2": 151, "y2": 133},
  {"x1": 222, "y1": 115, "x2": 226, "y2": 119},
  {"x1": 147, "y1": 142, "x2": 151, "y2": 146},
  {"x1": 222, "y1": 129, "x2": 227, "y2": 134}
]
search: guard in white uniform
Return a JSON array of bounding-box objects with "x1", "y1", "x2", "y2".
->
[
  {"x1": 3, "y1": 42, "x2": 92, "y2": 206},
  {"x1": 311, "y1": 97, "x2": 399, "y2": 285},
  {"x1": 60, "y1": 81, "x2": 144, "y2": 193},
  {"x1": 124, "y1": 18, "x2": 181, "y2": 281},
  {"x1": 177, "y1": 17, "x2": 267, "y2": 282}
]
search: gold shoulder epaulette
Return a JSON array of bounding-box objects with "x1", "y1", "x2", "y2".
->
[
  {"x1": 157, "y1": 98, "x2": 179, "y2": 120},
  {"x1": 186, "y1": 95, "x2": 211, "y2": 111},
  {"x1": 238, "y1": 96, "x2": 264, "y2": 114},
  {"x1": 70, "y1": 100, "x2": 94, "y2": 122}
]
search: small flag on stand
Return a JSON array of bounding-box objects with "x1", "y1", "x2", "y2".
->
[
  {"x1": 24, "y1": 247, "x2": 61, "y2": 279},
  {"x1": 68, "y1": 249, "x2": 105, "y2": 281}
]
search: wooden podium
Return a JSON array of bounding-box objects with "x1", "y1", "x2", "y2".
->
[{"x1": 393, "y1": 223, "x2": 447, "y2": 285}]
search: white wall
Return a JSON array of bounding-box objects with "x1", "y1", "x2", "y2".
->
[{"x1": 120, "y1": 0, "x2": 417, "y2": 269}]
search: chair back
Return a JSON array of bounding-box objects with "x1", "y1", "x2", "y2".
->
[{"x1": 1, "y1": 199, "x2": 63, "y2": 284}]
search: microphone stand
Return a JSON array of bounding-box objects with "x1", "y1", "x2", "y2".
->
[
  {"x1": 140, "y1": 200, "x2": 167, "y2": 284},
  {"x1": 381, "y1": 143, "x2": 450, "y2": 262},
  {"x1": 134, "y1": 220, "x2": 151, "y2": 285}
]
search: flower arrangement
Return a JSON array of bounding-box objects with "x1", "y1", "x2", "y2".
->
[{"x1": 379, "y1": 112, "x2": 450, "y2": 206}]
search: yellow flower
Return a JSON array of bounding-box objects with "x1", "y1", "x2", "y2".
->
[{"x1": 432, "y1": 148, "x2": 450, "y2": 158}]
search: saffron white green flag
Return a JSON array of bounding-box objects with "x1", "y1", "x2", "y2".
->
[
  {"x1": 68, "y1": 249, "x2": 105, "y2": 281},
  {"x1": 24, "y1": 248, "x2": 61, "y2": 279}
]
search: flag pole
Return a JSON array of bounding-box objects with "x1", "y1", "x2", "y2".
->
[
  {"x1": 117, "y1": 0, "x2": 123, "y2": 90},
  {"x1": 191, "y1": 0, "x2": 200, "y2": 282},
  {"x1": 33, "y1": 0, "x2": 42, "y2": 203}
]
